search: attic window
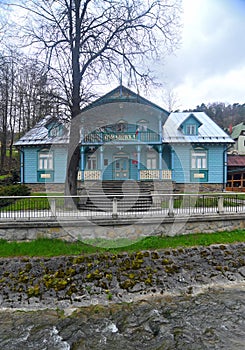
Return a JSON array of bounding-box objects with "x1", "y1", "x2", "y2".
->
[{"x1": 186, "y1": 124, "x2": 196, "y2": 135}]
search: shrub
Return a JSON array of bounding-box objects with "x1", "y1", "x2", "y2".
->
[{"x1": 0, "y1": 184, "x2": 31, "y2": 208}]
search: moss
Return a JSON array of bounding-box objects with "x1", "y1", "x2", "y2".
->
[
  {"x1": 18, "y1": 274, "x2": 29, "y2": 283},
  {"x1": 86, "y1": 269, "x2": 103, "y2": 281},
  {"x1": 73, "y1": 256, "x2": 85, "y2": 264},
  {"x1": 162, "y1": 258, "x2": 172, "y2": 265},
  {"x1": 131, "y1": 259, "x2": 143, "y2": 269},
  {"x1": 164, "y1": 264, "x2": 180, "y2": 274},
  {"x1": 215, "y1": 265, "x2": 223, "y2": 272},
  {"x1": 25, "y1": 263, "x2": 32, "y2": 272},
  {"x1": 119, "y1": 258, "x2": 131, "y2": 270},
  {"x1": 55, "y1": 279, "x2": 69, "y2": 291},
  {"x1": 136, "y1": 252, "x2": 144, "y2": 259},
  {"x1": 151, "y1": 251, "x2": 159, "y2": 260},
  {"x1": 105, "y1": 273, "x2": 113, "y2": 281},
  {"x1": 54, "y1": 270, "x2": 65, "y2": 278},
  {"x1": 120, "y1": 279, "x2": 136, "y2": 290},
  {"x1": 66, "y1": 267, "x2": 76, "y2": 277},
  {"x1": 27, "y1": 284, "x2": 40, "y2": 298}
]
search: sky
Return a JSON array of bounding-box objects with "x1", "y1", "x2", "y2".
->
[{"x1": 154, "y1": 0, "x2": 245, "y2": 111}]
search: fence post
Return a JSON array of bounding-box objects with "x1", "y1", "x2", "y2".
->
[
  {"x1": 50, "y1": 198, "x2": 56, "y2": 217},
  {"x1": 218, "y1": 196, "x2": 224, "y2": 214},
  {"x1": 112, "y1": 197, "x2": 118, "y2": 218},
  {"x1": 168, "y1": 195, "x2": 174, "y2": 217}
]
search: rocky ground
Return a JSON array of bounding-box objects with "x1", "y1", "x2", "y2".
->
[
  {"x1": 0, "y1": 243, "x2": 245, "y2": 349},
  {"x1": 0, "y1": 242, "x2": 244, "y2": 308}
]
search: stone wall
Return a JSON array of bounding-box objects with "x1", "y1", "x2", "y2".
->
[
  {"x1": 174, "y1": 183, "x2": 224, "y2": 193},
  {"x1": 0, "y1": 242, "x2": 244, "y2": 309},
  {"x1": 0, "y1": 213, "x2": 244, "y2": 242}
]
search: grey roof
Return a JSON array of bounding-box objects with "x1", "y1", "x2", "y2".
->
[
  {"x1": 231, "y1": 122, "x2": 245, "y2": 140},
  {"x1": 15, "y1": 115, "x2": 69, "y2": 147},
  {"x1": 162, "y1": 112, "x2": 234, "y2": 144}
]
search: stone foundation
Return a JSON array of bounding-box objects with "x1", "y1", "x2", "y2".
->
[
  {"x1": 175, "y1": 183, "x2": 224, "y2": 193},
  {"x1": 0, "y1": 213, "x2": 244, "y2": 242}
]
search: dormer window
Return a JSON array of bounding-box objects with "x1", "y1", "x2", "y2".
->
[
  {"x1": 186, "y1": 124, "x2": 197, "y2": 135},
  {"x1": 179, "y1": 114, "x2": 201, "y2": 136},
  {"x1": 49, "y1": 124, "x2": 63, "y2": 137}
]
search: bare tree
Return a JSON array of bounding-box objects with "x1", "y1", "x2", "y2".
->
[
  {"x1": 162, "y1": 86, "x2": 180, "y2": 112},
  {"x1": 5, "y1": 0, "x2": 181, "y2": 194}
]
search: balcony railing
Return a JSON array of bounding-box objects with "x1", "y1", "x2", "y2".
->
[
  {"x1": 81, "y1": 131, "x2": 160, "y2": 144},
  {"x1": 78, "y1": 170, "x2": 172, "y2": 181}
]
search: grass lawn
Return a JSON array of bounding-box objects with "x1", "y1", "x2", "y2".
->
[{"x1": 0, "y1": 229, "x2": 244, "y2": 258}]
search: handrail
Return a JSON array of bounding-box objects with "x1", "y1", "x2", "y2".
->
[{"x1": 0, "y1": 193, "x2": 244, "y2": 221}]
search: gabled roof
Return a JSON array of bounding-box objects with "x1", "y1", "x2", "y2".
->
[
  {"x1": 231, "y1": 122, "x2": 245, "y2": 140},
  {"x1": 179, "y1": 113, "x2": 202, "y2": 130},
  {"x1": 15, "y1": 115, "x2": 69, "y2": 147},
  {"x1": 81, "y1": 85, "x2": 169, "y2": 116},
  {"x1": 163, "y1": 112, "x2": 234, "y2": 144}
]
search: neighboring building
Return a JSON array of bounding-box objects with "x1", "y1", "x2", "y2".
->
[
  {"x1": 15, "y1": 85, "x2": 234, "y2": 192},
  {"x1": 230, "y1": 122, "x2": 245, "y2": 155},
  {"x1": 227, "y1": 155, "x2": 245, "y2": 192}
]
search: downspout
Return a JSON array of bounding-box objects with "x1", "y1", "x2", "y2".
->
[{"x1": 19, "y1": 147, "x2": 25, "y2": 184}]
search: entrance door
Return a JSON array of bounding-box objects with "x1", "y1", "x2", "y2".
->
[{"x1": 114, "y1": 157, "x2": 129, "y2": 179}]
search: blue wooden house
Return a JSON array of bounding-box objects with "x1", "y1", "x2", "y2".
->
[{"x1": 15, "y1": 85, "x2": 233, "y2": 192}]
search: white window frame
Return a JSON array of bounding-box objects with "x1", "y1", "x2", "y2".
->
[
  {"x1": 86, "y1": 154, "x2": 97, "y2": 170},
  {"x1": 186, "y1": 124, "x2": 196, "y2": 135},
  {"x1": 38, "y1": 150, "x2": 54, "y2": 170},
  {"x1": 191, "y1": 150, "x2": 207, "y2": 169},
  {"x1": 146, "y1": 151, "x2": 157, "y2": 169}
]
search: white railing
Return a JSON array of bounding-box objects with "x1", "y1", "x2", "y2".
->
[
  {"x1": 0, "y1": 193, "x2": 244, "y2": 221},
  {"x1": 140, "y1": 169, "x2": 172, "y2": 180}
]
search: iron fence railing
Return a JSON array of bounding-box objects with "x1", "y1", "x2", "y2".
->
[{"x1": 0, "y1": 193, "x2": 244, "y2": 221}]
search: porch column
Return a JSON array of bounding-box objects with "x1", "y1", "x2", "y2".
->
[
  {"x1": 171, "y1": 147, "x2": 175, "y2": 181},
  {"x1": 80, "y1": 146, "x2": 85, "y2": 181},
  {"x1": 137, "y1": 145, "x2": 141, "y2": 180},
  {"x1": 100, "y1": 146, "x2": 104, "y2": 180},
  {"x1": 159, "y1": 145, "x2": 162, "y2": 180},
  {"x1": 158, "y1": 115, "x2": 162, "y2": 141}
]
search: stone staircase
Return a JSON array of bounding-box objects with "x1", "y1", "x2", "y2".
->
[{"x1": 78, "y1": 181, "x2": 154, "y2": 212}]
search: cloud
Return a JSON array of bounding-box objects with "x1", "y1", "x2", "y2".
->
[{"x1": 155, "y1": 0, "x2": 245, "y2": 109}]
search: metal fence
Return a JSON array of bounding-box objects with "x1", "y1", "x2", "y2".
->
[{"x1": 0, "y1": 193, "x2": 244, "y2": 221}]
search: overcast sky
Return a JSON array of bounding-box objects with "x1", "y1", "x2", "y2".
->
[{"x1": 153, "y1": 0, "x2": 245, "y2": 111}]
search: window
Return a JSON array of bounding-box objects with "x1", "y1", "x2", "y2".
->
[
  {"x1": 137, "y1": 119, "x2": 148, "y2": 131},
  {"x1": 87, "y1": 155, "x2": 97, "y2": 170},
  {"x1": 38, "y1": 150, "x2": 53, "y2": 170},
  {"x1": 147, "y1": 151, "x2": 157, "y2": 169},
  {"x1": 116, "y1": 120, "x2": 128, "y2": 132},
  {"x1": 186, "y1": 124, "x2": 196, "y2": 135},
  {"x1": 191, "y1": 150, "x2": 207, "y2": 169},
  {"x1": 49, "y1": 125, "x2": 63, "y2": 137}
]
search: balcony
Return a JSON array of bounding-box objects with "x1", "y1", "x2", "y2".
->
[{"x1": 81, "y1": 131, "x2": 161, "y2": 144}]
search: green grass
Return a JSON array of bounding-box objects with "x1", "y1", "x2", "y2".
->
[
  {"x1": 1, "y1": 193, "x2": 64, "y2": 211},
  {"x1": 0, "y1": 174, "x2": 12, "y2": 180},
  {"x1": 0, "y1": 229, "x2": 244, "y2": 258}
]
